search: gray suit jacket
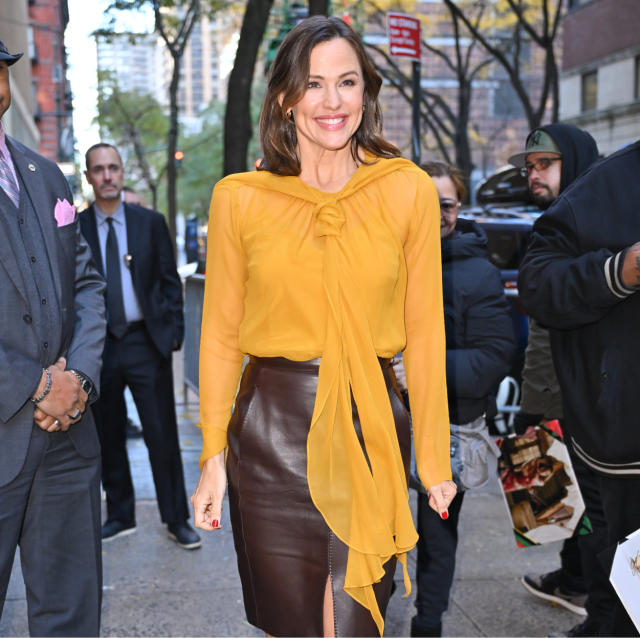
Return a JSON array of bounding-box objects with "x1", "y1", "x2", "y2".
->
[{"x1": 0, "y1": 136, "x2": 107, "y2": 488}]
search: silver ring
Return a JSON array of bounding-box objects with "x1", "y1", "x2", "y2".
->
[
  {"x1": 70, "y1": 409, "x2": 81, "y2": 419},
  {"x1": 53, "y1": 419, "x2": 60, "y2": 427}
]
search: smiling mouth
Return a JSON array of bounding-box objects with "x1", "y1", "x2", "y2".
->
[{"x1": 315, "y1": 116, "x2": 347, "y2": 129}]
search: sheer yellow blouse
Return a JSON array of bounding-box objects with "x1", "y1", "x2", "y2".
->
[{"x1": 199, "y1": 155, "x2": 451, "y2": 635}]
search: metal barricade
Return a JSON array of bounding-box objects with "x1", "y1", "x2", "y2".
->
[{"x1": 183, "y1": 274, "x2": 205, "y2": 395}]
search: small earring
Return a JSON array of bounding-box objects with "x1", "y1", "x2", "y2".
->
[
  {"x1": 362, "y1": 105, "x2": 365, "y2": 112},
  {"x1": 286, "y1": 109, "x2": 293, "y2": 120}
]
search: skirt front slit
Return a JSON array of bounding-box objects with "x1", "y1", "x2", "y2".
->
[{"x1": 226, "y1": 356, "x2": 410, "y2": 637}]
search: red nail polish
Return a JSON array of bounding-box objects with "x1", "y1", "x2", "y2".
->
[
  {"x1": 441, "y1": 511, "x2": 448, "y2": 520},
  {"x1": 212, "y1": 519, "x2": 220, "y2": 529}
]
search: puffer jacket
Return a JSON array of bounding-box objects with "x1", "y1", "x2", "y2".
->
[{"x1": 443, "y1": 218, "x2": 516, "y2": 424}]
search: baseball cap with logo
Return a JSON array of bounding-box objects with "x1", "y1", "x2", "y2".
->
[
  {"x1": 0, "y1": 40, "x2": 23, "y2": 67},
  {"x1": 508, "y1": 129, "x2": 562, "y2": 168}
]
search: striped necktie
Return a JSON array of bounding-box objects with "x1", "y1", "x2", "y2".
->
[{"x1": 0, "y1": 148, "x2": 19, "y2": 207}]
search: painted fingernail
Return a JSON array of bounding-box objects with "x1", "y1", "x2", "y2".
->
[
  {"x1": 441, "y1": 511, "x2": 449, "y2": 520},
  {"x1": 212, "y1": 519, "x2": 220, "y2": 529}
]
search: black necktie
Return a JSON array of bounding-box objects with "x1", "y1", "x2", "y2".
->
[{"x1": 106, "y1": 217, "x2": 128, "y2": 338}]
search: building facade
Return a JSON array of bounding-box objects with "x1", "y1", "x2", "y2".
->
[
  {"x1": 28, "y1": 0, "x2": 74, "y2": 163},
  {"x1": 96, "y1": 32, "x2": 164, "y2": 104},
  {"x1": 96, "y1": 14, "x2": 229, "y2": 122},
  {"x1": 0, "y1": 2, "x2": 39, "y2": 151},
  {"x1": 559, "y1": 0, "x2": 640, "y2": 155},
  {"x1": 365, "y1": 0, "x2": 559, "y2": 191}
]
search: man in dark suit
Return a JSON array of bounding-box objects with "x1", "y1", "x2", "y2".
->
[
  {"x1": 80, "y1": 142, "x2": 200, "y2": 549},
  {"x1": 0, "y1": 41, "x2": 106, "y2": 635}
]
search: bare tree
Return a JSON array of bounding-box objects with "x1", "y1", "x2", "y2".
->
[
  {"x1": 443, "y1": 0, "x2": 563, "y2": 128},
  {"x1": 365, "y1": 2, "x2": 492, "y2": 196}
]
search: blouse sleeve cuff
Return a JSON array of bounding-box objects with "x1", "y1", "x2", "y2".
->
[{"x1": 198, "y1": 426, "x2": 228, "y2": 470}]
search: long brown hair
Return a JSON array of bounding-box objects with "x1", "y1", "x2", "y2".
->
[{"x1": 259, "y1": 15, "x2": 400, "y2": 175}]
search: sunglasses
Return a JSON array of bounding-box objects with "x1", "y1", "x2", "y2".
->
[
  {"x1": 520, "y1": 156, "x2": 561, "y2": 177},
  {"x1": 440, "y1": 199, "x2": 460, "y2": 213}
]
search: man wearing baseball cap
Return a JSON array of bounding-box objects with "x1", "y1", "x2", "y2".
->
[
  {"x1": 0, "y1": 39, "x2": 106, "y2": 636},
  {"x1": 512, "y1": 124, "x2": 618, "y2": 638}
]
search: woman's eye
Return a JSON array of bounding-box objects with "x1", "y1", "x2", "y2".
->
[
  {"x1": 342, "y1": 78, "x2": 355, "y2": 86},
  {"x1": 307, "y1": 81, "x2": 320, "y2": 89}
]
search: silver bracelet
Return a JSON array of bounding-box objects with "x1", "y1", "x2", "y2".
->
[{"x1": 32, "y1": 368, "x2": 52, "y2": 404}]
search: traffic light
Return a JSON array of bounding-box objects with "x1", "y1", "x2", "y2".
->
[{"x1": 174, "y1": 150, "x2": 185, "y2": 168}]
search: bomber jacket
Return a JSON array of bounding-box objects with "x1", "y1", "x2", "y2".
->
[
  {"x1": 518, "y1": 141, "x2": 640, "y2": 475},
  {"x1": 443, "y1": 218, "x2": 516, "y2": 424}
]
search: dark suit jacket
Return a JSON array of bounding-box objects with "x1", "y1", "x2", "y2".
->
[
  {"x1": 80, "y1": 203, "x2": 184, "y2": 360},
  {"x1": 0, "y1": 137, "x2": 106, "y2": 488}
]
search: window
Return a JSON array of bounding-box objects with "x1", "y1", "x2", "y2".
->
[
  {"x1": 568, "y1": 0, "x2": 594, "y2": 9},
  {"x1": 581, "y1": 70, "x2": 597, "y2": 112},
  {"x1": 493, "y1": 80, "x2": 525, "y2": 118}
]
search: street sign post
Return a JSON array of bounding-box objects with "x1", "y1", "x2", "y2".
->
[
  {"x1": 387, "y1": 12, "x2": 421, "y2": 60},
  {"x1": 387, "y1": 12, "x2": 422, "y2": 165}
]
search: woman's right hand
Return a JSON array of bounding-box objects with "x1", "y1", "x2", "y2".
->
[{"x1": 190, "y1": 450, "x2": 227, "y2": 531}]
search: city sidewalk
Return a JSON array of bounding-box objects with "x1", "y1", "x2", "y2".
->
[{"x1": 1, "y1": 356, "x2": 582, "y2": 637}]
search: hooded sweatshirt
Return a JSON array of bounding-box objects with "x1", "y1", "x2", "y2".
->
[
  {"x1": 537, "y1": 123, "x2": 599, "y2": 195},
  {"x1": 519, "y1": 140, "x2": 640, "y2": 474},
  {"x1": 518, "y1": 124, "x2": 599, "y2": 418}
]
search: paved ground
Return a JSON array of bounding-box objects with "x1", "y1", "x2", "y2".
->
[{"x1": 0, "y1": 357, "x2": 583, "y2": 637}]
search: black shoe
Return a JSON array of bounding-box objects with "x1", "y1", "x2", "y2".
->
[
  {"x1": 522, "y1": 569, "x2": 587, "y2": 615},
  {"x1": 167, "y1": 521, "x2": 202, "y2": 550},
  {"x1": 102, "y1": 519, "x2": 137, "y2": 542},
  {"x1": 410, "y1": 616, "x2": 442, "y2": 637},
  {"x1": 125, "y1": 418, "x2": 143, "y2": 439},
  {"x1": 548, "y1": 618, "x2": 602, "y2": 637}
]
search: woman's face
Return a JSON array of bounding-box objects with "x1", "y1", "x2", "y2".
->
[
  {"x1": 432, "y1": 175, "x2": 460, "y2": 238},
  {"x1": 291, "y1": 38, "x2": 364, "y2": 156}
]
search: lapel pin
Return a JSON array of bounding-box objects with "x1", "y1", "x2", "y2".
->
[
  {"x1": 124, "y1": 254, "x2": 133, "y2": 268},
  {"x1": 28, "y1": 163, "x2": 36, "y2": 172}
]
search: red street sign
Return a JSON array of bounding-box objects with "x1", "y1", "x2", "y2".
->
[{"x1": 387, "y1": 12, "x2": 421, "y2": 60}]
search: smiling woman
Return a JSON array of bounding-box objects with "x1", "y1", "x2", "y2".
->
[{"x1": 191, "y1": 15, "x2": 456, "y2": 638}]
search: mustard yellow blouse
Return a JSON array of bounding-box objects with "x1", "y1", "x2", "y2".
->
[{"x1": 199, "y1": 155, "x2": 451, "y2": 635}]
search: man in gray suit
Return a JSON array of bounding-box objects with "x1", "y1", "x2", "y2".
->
[{"x1": 0, "y1": 41, "x2": 106, "y2": 636}]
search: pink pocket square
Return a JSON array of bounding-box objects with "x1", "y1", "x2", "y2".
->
[{"x1": 54, "y1": 198, "x2": 76, "y2": 227}]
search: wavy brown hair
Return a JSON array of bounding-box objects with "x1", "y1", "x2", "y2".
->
[{"x1": 259, "y1": 15, "x2": 400, "y2": 175}]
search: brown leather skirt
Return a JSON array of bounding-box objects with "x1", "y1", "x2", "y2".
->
[{"x1": 226, "y1": 356, "x2": 411, "y2": 637}]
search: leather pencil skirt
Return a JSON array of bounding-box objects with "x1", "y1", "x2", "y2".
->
[{"x1": 226, "y1": 356, "x2": 411, "y2": 637}]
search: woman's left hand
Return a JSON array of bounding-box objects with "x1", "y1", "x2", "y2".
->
[{"x1": 427, "y1": 480, "x2": 458, "y2": 519}]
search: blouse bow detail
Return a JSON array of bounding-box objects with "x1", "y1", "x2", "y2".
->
[{"x1": 313, "y1": 199, "x2": 345, "y2": 237}]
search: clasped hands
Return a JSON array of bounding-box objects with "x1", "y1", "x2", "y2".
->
[{"x1": 32, "y1": 357, "x2": 88, "y2": 433}]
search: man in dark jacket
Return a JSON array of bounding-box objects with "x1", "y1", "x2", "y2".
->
[
  {"x1": 80, "y1": 143, "x2": 200, "y2": 550},
  {"x1": 510, "y1": 125, "x2": 612, "y2": 636},
  {"x1": 519, "y1": 141, "x2": 640, "y2": 636}
]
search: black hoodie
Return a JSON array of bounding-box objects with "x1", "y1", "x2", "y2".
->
[
  {"x1": 528, "y1": 123, "x2": 599, "y2": 199},
  {"x1": 519, "y1": 139, "x2": 640, "y2": 474}
]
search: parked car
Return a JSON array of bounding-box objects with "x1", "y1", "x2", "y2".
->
[{"x1": 461, "y1": 167, "x2": 541, "y2": 388}]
